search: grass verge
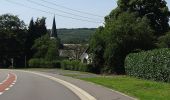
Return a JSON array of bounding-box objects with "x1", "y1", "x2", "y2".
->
[{"x1": 65, "y1": 74, "x2": 170, "y2": 100}]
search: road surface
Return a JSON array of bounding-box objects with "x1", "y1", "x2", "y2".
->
[{"x1": 0, "y1": 69, "x2": 135, "y2": 100}]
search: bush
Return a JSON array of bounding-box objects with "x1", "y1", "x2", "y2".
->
[
  {"x1": 157, "y1": 31, "x2": 170, "y2": 48},
  {"x1": 61, "y1": 60, "x2": 89, "y2": 72},
  {"x1": 29, "y1": 58, "x2": 60, "y2": 68},
  {"x1": 125, "y1": 48, "x2": 170, "y2": 83}
]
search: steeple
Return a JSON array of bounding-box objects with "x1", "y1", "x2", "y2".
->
[{"x1": 50, "y1": 16, "x2": 57, "y2": 38}]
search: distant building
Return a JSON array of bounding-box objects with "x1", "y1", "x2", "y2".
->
[
  {"x1": 80, "y1": 48, "x2": 92, "y2": 64},
  {"x1": 59, "y1": 44, "x2": 87, "y2": 60},
  {"x1": 49, "y1": 17, "x2": 90, "y2": 61},
  {"x1": 50, "y1": 16, "x2": 58, "y2": 39}
]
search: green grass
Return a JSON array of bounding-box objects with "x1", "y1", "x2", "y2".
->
[{"x1": 79, "y1": 76, "x2": 170, "y2": 100}]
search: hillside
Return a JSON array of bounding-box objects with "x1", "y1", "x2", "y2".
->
[{"x1": 57, "y1": 28, "x2": 96, "y2": 44}]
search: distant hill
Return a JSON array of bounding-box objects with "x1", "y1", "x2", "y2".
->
[{"x1": 57, "y1": 28, "x2": 96, "y2": 44}]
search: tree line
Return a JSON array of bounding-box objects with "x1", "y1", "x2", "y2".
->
[
  {"x1": 0, "y1": 14, "x2": 60, "y2": 68},
  {"x1": 89, "y1": 0, "x2": 170, "y2": 74}
]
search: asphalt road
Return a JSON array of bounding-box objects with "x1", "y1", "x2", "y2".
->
[
  {"x1": 0, "y1": 70, "x2": 80, "y2": 100},
  {"x1": 0, "y1": 69, "x2": 135, "y2": 100}
]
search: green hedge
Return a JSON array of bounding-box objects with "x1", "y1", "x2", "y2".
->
[
  {"x1": 29, "y1": 58, "x2": 60, "y2": 68},
  {"x1": 61, "y1": 60, "x2": 89, "y2": 72},
  {"x1": 125, "y1": 48, "x2": 170, "y2": 83}
]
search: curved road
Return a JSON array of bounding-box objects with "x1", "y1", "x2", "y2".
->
[
  {"x1": 0, "y1": 69, "x2": 135, "y2": 100},
  {"x1": 0, "y1": 70, "x2": 80, "y2": 100}
]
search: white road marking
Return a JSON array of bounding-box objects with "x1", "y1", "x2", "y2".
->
[
  {"x1": 9, "y1": 85, "x2": 13, "y2": 88},
  {"x1": 0, "y1": 92, "x2": 3, "y2": 95},
  {"x1": 0, "y1": 73, "x2": 17, "y2": 96},
  {"x1": 5, "y1": 88, "x2": 10, "y2": 91},
  {"x1": 2, "y1": 74, "x2": 10, "y2": 83},
  {"x1": 19, "y1": 70, "x2": 97, "y2": 100}
]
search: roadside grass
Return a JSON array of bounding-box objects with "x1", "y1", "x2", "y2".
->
[{"x1": 65, "y1": 74, "x2": 170, "y2": 100}]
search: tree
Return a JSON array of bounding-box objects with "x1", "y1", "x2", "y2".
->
[
  {"x1": 32, "y1": 34, "x2": 60, "y2": 61},
  {"x1": 157, "y1": 31, "x2": 170, "y2": 48},
  {"x1": 106, "y1": 0, "x2": 170, "y2": 37},
  {"x1": 35, "y1": 17, "x2": 47, "y2": 37},
  {"x1": 90, "y1": 0, "x2": 170, "y2": 74},
  {"x1": 90, "y1": 12, "x2": 155, "y2": 74},
  {"x1": 0, "y1": 14, "x2": 27, "y2": 67},
  {"x1": 89, "y1": 27, "x2": 105, "y2": 73},
  {"x1": 25, "y1": 17, "x2": 48, "y2": 61},
  {"x1": 104, "y1": 12, "x2": 154, "y2": 74},
  {"x1": 25, "y1": 18, "x2": 36, "y2": 59}
]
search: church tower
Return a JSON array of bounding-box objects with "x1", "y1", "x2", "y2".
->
[{"x1": 50, "y1": 16, "x2": 57, "y2": 39}]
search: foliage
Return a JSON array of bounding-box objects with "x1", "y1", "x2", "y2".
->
[
  {"x1": 28, "y1": 58, "x2": 60, "y2": 68},
  {"x1": 90, "y1": 0, "x2": 170, "y2": 74},
  {"x1": 157, "y1": 31, "x2": 170, "y2": 48},
  {"x1": 107, "y1": 0, "x2": 170, "y2": 36},
  {"x1": 25, "y1": 17, "x2": 48, "y2": 60},
  {"x1": 56, "y1": 28, "x2": 96, "y2": 44},
  {"x1": 90, "y1": 12, "x2": 154, "y2": 74},
  {"x1": 125, "y1": 48, "x2": 170, "y2": 83},
  {"x1": 32, "y1": 34, "x2": 60, "y2": 60},
  {"x1": 0, "y1": 14, "x2": 27, "y2": 67},
  {"x1": 89, "y1": 27, "x2": 105, "y2": 74},
  {"x1": 61, "y1": 60, "x2": 89, "y2": 72}
]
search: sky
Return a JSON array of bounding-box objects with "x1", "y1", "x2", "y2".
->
[{"x1": 0, "y1": 0, "x2": 170, "y2": 28}]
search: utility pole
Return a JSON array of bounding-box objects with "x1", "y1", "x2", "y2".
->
[
  {"x1": 11, "y1": 58, "x2": 14, "y2": 69},
  {"x1": 25, "y1": 56, "x2": 27, "y2": 68}
]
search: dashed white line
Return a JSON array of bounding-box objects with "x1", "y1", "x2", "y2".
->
[
  {"x1": 5, "y1": 88, "x2": 10, "y2": 91},
  {"x1": 0, "y1": 92, "x2": 3, "y2": 95},
  {"x1": 0, "y1": 73, "x2": 17, "y2": 96},
  {"x1": 9, "y1": 85, "x2": 13, "y2": 88}
]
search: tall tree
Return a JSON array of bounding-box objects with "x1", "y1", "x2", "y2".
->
[
  {"x1": 25, "y1": 18, "x2": 36, "y2": 60},
  {"x1": 0, "y1": 14, "x2": 27, "y2": 67},
  {"x1": 32, "y1": 34, "x2": 60, "y2": 60},
  {"x1": 35, "y1": 17, "x2": 47, "y2": 38},
  {"x1": 26, "y1": 17, "x2": 48, "y2": 60},
  {"x1": 106, "y1": 0, "x2": 170, "y2": 36},
  {"x1": 89, "y1": 0, "x2": 167, "y2": 74}
]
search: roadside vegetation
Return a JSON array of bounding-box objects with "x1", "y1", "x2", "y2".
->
[
  {"x1": 1, "y1": 0, "x2": 170, "y2": 99},
  {"x1": 57, "y1": 28, "x2": 95, "y2": 44},
  {"x1": 81, "y1": 76, "x2": 170, "y2": 100}
]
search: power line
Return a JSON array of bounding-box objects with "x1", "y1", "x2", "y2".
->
[
  {"x1": 5, "y1": 0, "x2": 103, "y2": 24},
  {"x1": 40, "y1": 0, "x2": 104, "y2": 18},
  {"x1": 27, "y1": 0, "x2": 100, "y2": 21}
]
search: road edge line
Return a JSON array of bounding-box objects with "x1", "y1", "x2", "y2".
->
[{"x1": 17, "y1": 70, "x2": 96, "y2": 100}]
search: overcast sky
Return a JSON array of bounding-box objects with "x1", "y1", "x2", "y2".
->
[{"x1": 0, "y1": 0, "x2": 170, "y2": 28}]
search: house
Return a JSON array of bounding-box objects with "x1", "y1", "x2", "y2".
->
[
  {"x1": 50, "y1": 16, "x2": 90, "y2": 61},
  {"x1": 59, "y1": 44, "x2": 87, "y2": 60},
  {"x1": 80, "y1": 48, "x2": 92, "y2": 64}
]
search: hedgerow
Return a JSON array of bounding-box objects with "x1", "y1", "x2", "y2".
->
[{"x1": 125, "y1": 48, "x2": 170, "y2": 82}]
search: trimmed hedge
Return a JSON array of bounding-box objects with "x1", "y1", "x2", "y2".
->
[
  {"x1": 125, "y1": 48, "x2": 170, "y2": 83},
  {"x1": 29, "y1": 58, "x2": 60, "y2": 68},
  {"x1": 61, "y1": 60, "x2": 89, "y2": 72}
]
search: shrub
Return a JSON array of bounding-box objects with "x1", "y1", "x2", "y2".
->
[
  {"x1": 29, "y1": 58, "x2": 60, "y2": 68},
  {"x1": 125, "y1": 48, "x2": 170, "y2": 83},
  {"x1": 61, "y1": 60, "x2": 89, "y2": 72}
]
